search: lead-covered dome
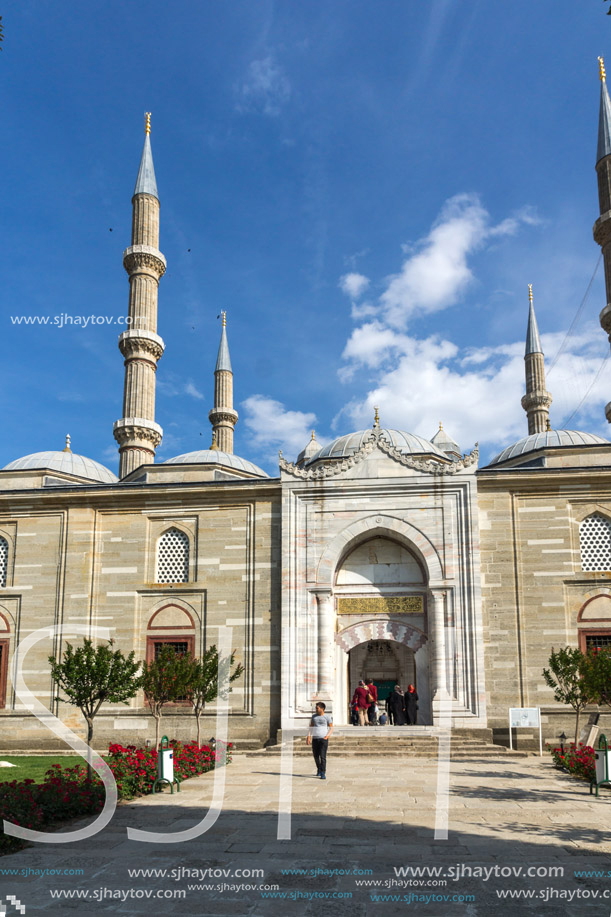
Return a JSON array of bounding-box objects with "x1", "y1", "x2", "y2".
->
[
  {"x1": 165, "y1": 449, "x2": 269, "y2": 478},
  {"x1": 309, "y1": 428, "x2": 447, "y2": 463},
  {"x1": 3, "y1": 450, "x2": 118, "y2": 483},
  {"x1": 488, "y1": 430, "x2": 609, "y2": 466}
]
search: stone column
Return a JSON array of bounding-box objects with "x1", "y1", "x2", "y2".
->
[
  {"x1": 311, "y1": 589, "x2": 334, "y2": 701},
  {"x1": 428, "y1": 589, "x2": 449, "y2": 699}
]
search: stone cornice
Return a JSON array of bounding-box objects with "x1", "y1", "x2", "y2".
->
[
  {"x1": 123, "y1": 244, "x2": 167, "y2": 278},
  {"x1": 280, "y1": 429, "x2": 479, "y2": 479}
]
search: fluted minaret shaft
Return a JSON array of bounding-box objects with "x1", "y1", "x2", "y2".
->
[
  {"x1": 113, "y1": 114, "x2": 166, "y2": 477},
  {"x1": 521, "y1": 285, "x2": 552, "y2": 434},
  {"x1": 208, "y1": 313, "x2": 238, "y2": 453},
  {"x1": 595, "y1": 58, "x2": 611, "y2": 423}
]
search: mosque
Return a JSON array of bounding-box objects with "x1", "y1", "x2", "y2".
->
[{"x1": 2, "y1": 69, "x2": 611, "y2": 752}]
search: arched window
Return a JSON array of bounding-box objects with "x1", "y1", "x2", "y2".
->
[
  {"x1": 0, "y1": 537, "x2": 7, "y2": 588},
  {"x1": 156, "y1": 528, "x2": 189, "y2": 584},
  {"x1": 579, "y1": 514, "x2": 611, "y2": 572}
]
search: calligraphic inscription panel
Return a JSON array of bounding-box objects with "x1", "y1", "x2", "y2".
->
[{"x1": 337, "y1": 596, "x2": 424, "y2": 615}]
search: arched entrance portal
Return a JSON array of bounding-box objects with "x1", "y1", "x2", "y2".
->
[
  {"x1": 330, "y1": 536, "x2": 430, "y2": 724},
  {"x1": 348, "y1": 639, "x2": 416, "y2": 714}
]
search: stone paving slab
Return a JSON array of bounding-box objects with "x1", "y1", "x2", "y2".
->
[{"x1": 0, "y1": 754, "x2": 610, "y2": 915}]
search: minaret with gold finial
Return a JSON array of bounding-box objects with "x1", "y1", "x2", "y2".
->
[
  {"x1": 208, "y1": 312, "x2": 238, "y2": 453},
  {"x1": 595, "y1": 57, "x2": 611, "y2": 423},
  {"x1": 521, "y1": 284, "x2": 552, "y2": 434},
  {"x1": 113, "y1": 114, "x2": 166, "y2": 477}
]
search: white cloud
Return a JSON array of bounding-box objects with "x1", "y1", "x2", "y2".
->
[
  {"x1": 340, "y1": 272, "x2": 370, "y2": 299},
  {"x1": 237, "y1": 57, "x2": 291, "y2": 117},
  {"x1": 378, "y1": 194, "x2": 538, "y2": 329},
  {"x1": 242, "y1": 394, "x2": 327, "y2": 463},
  {"x1": 336, "y1": 323, "x2": 611, "y2": 459},
  {"x1": 184, "y1": 382, "x2": 204, "y2": 400}
]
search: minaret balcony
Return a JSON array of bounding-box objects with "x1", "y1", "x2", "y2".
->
[
  {"x1": 123, "y1": 244, "x2": 167, "y2": 278},
  {"x1": 118, "y1": 329, "x2": 165, "y2": 361}
]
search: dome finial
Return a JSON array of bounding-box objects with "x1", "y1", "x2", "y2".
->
[
  {"x1": 311, "y1": 430, "x2": 316, "y2": 441},
  {"x1": 600, "y1": 56, "x2": 607, "y2": 83},
  {"x1": 439, "y1": 421, "x2": 443, "y2": 431},
  {"x1": 546, "y1": 418, "x2": 552, "y2": 431},
  {"x1": 373, "y1": 406, "x2": 380, "y2": 428},
  {"x1": 528, "y1": 283, "x2": 533, "y2": 304},
  {"x1": 63, "y1": 434, "x2": 72, "y2": 453},
  {"x1": 222, "y1": 310, "x2": 227, "y2": 328},
  {"x1": 210, "y1": 430, "x2": 219, "y2": 451},
  {"x1": 145, "y1": 112, "x2": 151, "y2": 135}
]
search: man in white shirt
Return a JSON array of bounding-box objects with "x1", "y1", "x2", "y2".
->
[{"x1": 306, "y1": 702, "x2": 334, "y2": 779}]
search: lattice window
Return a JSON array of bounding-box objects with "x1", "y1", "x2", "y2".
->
[
  {"x1": 0, "y1": 538, "x2": 7, "y2": 588},
  {"x1": 580, "y1": 514, "x2": 611, "y2": 572},
  {"x1": 585, "y1": 633, "x2": 611, "y2": 652},
  {"x1": 156, "y1": 529, "x2": 189, "y2": 583}
]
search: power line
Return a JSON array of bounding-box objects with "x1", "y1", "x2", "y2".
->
[
  {"x1": 547, "y1": 252, "x2": 602, "y2": 376},
  {"x1": 560, "y1": 350, "x2": 611, "y2": 428}
]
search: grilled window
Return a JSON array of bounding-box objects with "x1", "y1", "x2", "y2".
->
[
  {"x1": 579, "y1": 514, "x2": 611, "y2": 572},
  {"x1": 156, "y1": 528, "x2": 189, "y2": 583}
]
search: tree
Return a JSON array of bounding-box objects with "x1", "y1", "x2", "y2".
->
[
  {"x1": 140, "y1": 645, "x2": 195, "y2": 749},
  {"x1": 190, "y1": 646, "x2": 244, "y2": 746},
  {"x1": 48, "y1": 639, "x2": 141, "y2": 777},
  {"x1": 581, "y1": 647, "x2": 611, "y2": 709},
  {"x1": 543, "y1": 647, "x2": 596, "y2": 745}
]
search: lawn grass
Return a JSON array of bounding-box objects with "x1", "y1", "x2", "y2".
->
[{"x1": 0, "y1": 756, "x2": 92, "y2": 783}]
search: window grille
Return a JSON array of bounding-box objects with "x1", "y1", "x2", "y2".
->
[
  {"x1": 0, "y1": 538, "x2": 7, "y2": 588},
  {"x1": 579, "y1": 514, "x2": 611, "y2": 572},
  {"x1": 156, "y1": 529, "x2": 189, "y2": 583},
  {"x1": 585, "y1": 633, "x2": 611, "y2": 652}
]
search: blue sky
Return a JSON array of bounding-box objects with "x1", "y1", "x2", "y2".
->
[{"x1": 1, "y1": 1, "x2": 611, "y2": 475}]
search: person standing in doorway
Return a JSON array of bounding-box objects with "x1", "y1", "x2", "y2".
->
[
  {"x1": 388, "y1": 685, "x2": 406, "y2": 726},
  {"x1": 306, "y1": 701, "x2": 334, "y2": 779},
  {"x1": 405, "y1": 683, "x2": 419, "y2": 725},
  {"x1": 351, "y1": 680, "x2": 370, "y2": 726},
  {"x1": 366, "y1": 678, "x2": 378, "y2": 725}
]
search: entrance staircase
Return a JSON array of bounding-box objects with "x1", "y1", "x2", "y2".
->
[{"x1": 258, "y1": 727, "x2": 529, "y2": 758}]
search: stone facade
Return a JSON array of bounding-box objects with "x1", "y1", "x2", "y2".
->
[{"x1": 0, "y1": 475, "x2": 281, "y2": 749}]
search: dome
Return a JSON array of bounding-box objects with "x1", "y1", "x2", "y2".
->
[
  {"x1": 310, "y1": 428, "x2": 447, "y2": 463},
  {"x1": 3, "y1": 451, "x2": 118, "y2": 484},
  {"x1": 488, "y1": 430, "x2": 609, "y2": 466},
  {"x1": 165, "y1": 449, "x2": 269, "y2": 478}
]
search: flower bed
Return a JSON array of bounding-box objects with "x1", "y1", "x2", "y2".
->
[
  {"x1": 550, "y1": 742, "x2": 595, "y2": 781},
  {"x1": 0, "y1": 740, "x2": 231, "y2": 855}
]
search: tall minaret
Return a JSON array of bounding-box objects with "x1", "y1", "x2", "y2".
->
[
  {"x1": 208, "y1": 312, "x2": 238, "y2": 453},
  {"x1": 113, "y1": 114, "x2": 166, "y2": 477},
  {"x1": 521, "y1": 284, "x2": 552, "y2": 434},
  {"x1": 595, "y1": 56, "x2": 611, "y2": 423}
]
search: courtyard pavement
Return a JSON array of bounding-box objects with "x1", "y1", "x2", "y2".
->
[{"x1": 1, "y1": 751, "x2": 610, "y2": 915}]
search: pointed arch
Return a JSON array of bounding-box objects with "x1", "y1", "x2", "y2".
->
[
  {"x1": 336, "y1": 618, "x2": 427, "y2": 653},
  {"x1": 316, "y1": 514, "x2": 443, "y2": 587},
  {"x1": 579, "y1": 513, "x2": 611, "y2": 572}
]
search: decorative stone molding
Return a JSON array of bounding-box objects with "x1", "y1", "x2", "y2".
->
[
  {"x1": 335, "y1": 618, "x2": 427, "y2": 654},
  {"x1": 599, "y1": 303, "x2": 611, "y2": 338},
  {"x1": 208, "y1": 409, "x2": 239, "y2": 425},
  {"x1": 118, "y1": 329, "x2": 165, "y2": 361},
  {"x1": 280, "y1": 427, "x2": 478, "y2": 479},
  {"x1": 123, "y1": 244, "x2": 167, "y2": 278},
  {"x1": 593, "y1": 213, "x2": 611, "y2": 248},
  {"x1": 113, "y1": 417, "x2": 163, "y2": 449},
  {"x1": 521, "y1": 391, "x2": 553, "y2": 411}
]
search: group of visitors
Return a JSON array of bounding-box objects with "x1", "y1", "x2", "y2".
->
[{"x1": 351, "y1": 680, "x2": 418, "y2": 726}]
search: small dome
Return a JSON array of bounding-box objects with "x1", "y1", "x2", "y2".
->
[
  {"x1": 165, "y1": 449, "x2": 269, "y2": 478},
  {"x1": 430, "y1": 423, "x2": 461, "y2": 457},
  {"x1": 488, "y1": 430, "x2": 609, "y2": 466},
  {"x1": 297, "y1": 431, "x2": 321, "y2": 465},
  {"x1": 3, "y1": 451, "x2": 118, "y2": 484},
  {"x1": 310, "y1": 428, "x2": 447, "y2": 463}
]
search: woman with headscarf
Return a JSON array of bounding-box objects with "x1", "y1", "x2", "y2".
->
[
  {"x1": 388, "y1": 685, "x2": 405, "y2": 726},
  {"x1": 405, "y1": 683, "x2": 418, "y2": 725}
]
